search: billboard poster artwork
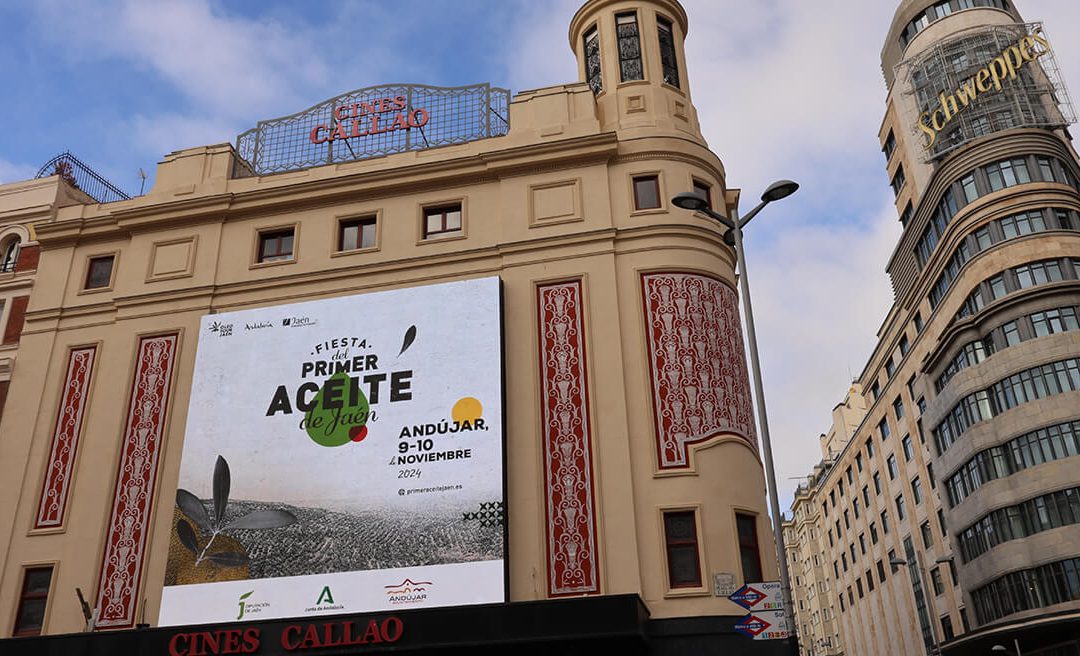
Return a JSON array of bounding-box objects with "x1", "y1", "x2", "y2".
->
[{"x1": 159, "y1": 277, "x2": 504, "y2": 626}]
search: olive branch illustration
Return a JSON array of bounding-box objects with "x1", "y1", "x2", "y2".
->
[{"x1": 175, "y1": 455, "x2": 297, "y2": 567}]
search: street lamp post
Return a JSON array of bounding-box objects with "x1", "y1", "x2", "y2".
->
[
  {"x1": 890, "y1": 555, "x2": 951, "y2": 656},
  {"x1": 672, "y1": 181, "x2": 799, "y2": 652}
]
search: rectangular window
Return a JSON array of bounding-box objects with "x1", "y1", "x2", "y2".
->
[
  {"x1": 863, "y1": 485, "x2": 871, "y2": 506},
  {"x1": 894, "y1": 397, "x2": 905, "y2": 420},
  {"x1": 870, "y1": 521, "x2": 879, "y2": 544},
  {"x1": 902, "y1": 435, "x2": 914, "y2": 461},
  {"x1": 846, "y1": 466, "x2": 853, "y2": 484},
  {"x1": 877, "y1": 560, "x2": 887, "y2": 583},
  {"x1": 871, "y1": 381, "x2": 881, "y2": 401},
  {"x1": 583, "y1": 26, "x2": 602, "y2": 94},
  {"x1": 258, "y1": 229, "x2": 295, "y2": 263},
  {"x1": 615, "y1": 12, "x2": 644, "y2": 82},
  {"x1": 633, "y1": 175, "x2": 661, "y2": 210},
  {"x1": 338, "y1": 216, "x2": 377, "y2": 251},
  {"x1": 930, "y1": 567, "x2": 945, "y2": 597},
  {"x1": 13, "y1": 566, "x2": 52, "y2": 637},
  {"x1": 899, "y1": 335, "x2": 910, "y2": 356},
  {"x1": 866, "y1": 437, "x2": 875, "y2": 458},
  {"x1": 961, "y1": 174, "x2": 978, "y2": 203},
  {"x1": 736, "y1": 513, "x2": 764, "y2": 583},
  {"x1": 423, "y1": 204, "x2": 463, "y2": 240},
  {"x1": 873, "y1": 472, "x2": 882, "y2": 494},
  {"x1": 691, "y1": 179, "x2": 711, "y2": 210},
  {"x1": 883, "y1": 130, "x2": 897, "y2": 161},
  {"x1": 888, "y1": 549, "x2": 899, "y2": 573},
  {"x1": 85, "y1": 255, "x2": 115, "y2": 289},
  {"x1": 896, "y1": 493, "x2": 907, "y2": 520},
  {"x1": 886, "y1": 358, "x2": 897, "y2": 378},
  {"x1": 891, "y1": 165, "x2": 906, "y2": 197},
  {"x1": 914, "y1": 312, "x2": 924, "y2": 333},
  {"x1": 657, "y1": 16, "x2": 680, "y2": 88},
  {"x1": 663, "y1": 511, "x2": 702, "y2": 588},
  {"x1": 887, "y1": 454, "x2": 898, "y2": 480},
  {"x1": 879, "y1": 418, "x2": 891, "y2": 441},
  {"x1": 856, "y1": 454, "x2": 864, "y2": 472},
  {"x1": 922, "y1": 520, "x2": 934, "y2": 549},
  {"x1": 913, "y1": 476, "x2": 924, "y2": 504}
]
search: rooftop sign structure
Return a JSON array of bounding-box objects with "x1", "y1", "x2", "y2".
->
[
  {"x1": 898, "y1": 23, "x2": 1075, "y2": 162},
  {"x1": 234, "y1": 83, "x2": 511, "y2": 177}
]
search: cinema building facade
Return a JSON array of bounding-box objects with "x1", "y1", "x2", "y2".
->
[
  {"x1": 784, "y1": 1, "x2": 1080, "y2": 655},
  {"x1": 0, "y1": 1, "x2": 794, "y2": 654}
]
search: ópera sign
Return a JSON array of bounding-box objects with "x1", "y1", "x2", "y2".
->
[
  {"x1": 918, "y1": 29, "x2": 1051, "y2": 149},
  {"x1": 309, "y1": 96, "x2": 430, "y2": 145}
]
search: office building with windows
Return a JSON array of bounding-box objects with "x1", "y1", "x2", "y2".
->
[
  {"x1": 785, "y1": 1, "x2": 1080, "y2": 655},
  {"x1": 0, "y1": 1, "x2": 794, "y2": 655}
]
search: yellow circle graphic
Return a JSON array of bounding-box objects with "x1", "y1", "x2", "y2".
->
[{"x1": 452, "y1": 397, "x2": 483, "y2": 423}]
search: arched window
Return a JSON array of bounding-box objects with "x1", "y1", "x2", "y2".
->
[{"x1": 0, "y1": 237, "x2": 20, "y2": 273}]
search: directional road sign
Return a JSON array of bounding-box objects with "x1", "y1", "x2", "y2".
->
[
  {"x1": 728, "y1": 581, "x2": 784, "y2": 611},
  {"x1": 734, "y1": 610, "x2": 790, "y2": 641}
]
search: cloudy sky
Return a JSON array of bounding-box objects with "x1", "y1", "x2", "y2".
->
[{"x1": 1, "y1": 0, "x2": 1078, "y2": 509}]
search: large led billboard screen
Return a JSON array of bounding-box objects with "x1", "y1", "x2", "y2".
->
[{"x1": 159, "y1": 277, "x2": 504, "y2": 626}]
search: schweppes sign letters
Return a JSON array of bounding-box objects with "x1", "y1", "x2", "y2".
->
[{"x1": 918, "y1": 29, "x2": 1052, "y2": 149}]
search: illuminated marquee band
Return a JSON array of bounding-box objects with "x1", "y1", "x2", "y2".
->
[{"x1": 917, "y1": 28, "x2": 1051, "y2": 149}]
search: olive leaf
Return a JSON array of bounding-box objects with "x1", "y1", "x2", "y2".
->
[
  {"x1": 176, "y1": 519, "x2": 199, "y2": 555},
  {"x1": 239, "y1": 591, "x2": 254, "y2": 600},
  {"x1": 176, "y1": 489, "x2": 212, "y2": 533},
  {"x1": 213, "y1": 455, "x2": 230, "y2": 526},
  {"x1": 224, "y1": 509, "x2": 297, "y2": 531},
  {"x1": 398, "y1": 325, "x2": 417, "y2": 356},
  {"x1": 207, "y1": 551, "x2": 249, "y2": 567}
]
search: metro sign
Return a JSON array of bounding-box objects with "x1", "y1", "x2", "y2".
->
[
  {"x1": 734, "y1": 614, "x2": 771, "y2": 638},
  {"x1": 727, "y1": 585, "x2": 767, "y2": 610}
]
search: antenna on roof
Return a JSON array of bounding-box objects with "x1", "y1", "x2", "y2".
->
[{"x1": 137, "y1": 168, "x2": 147, "y2": 195}]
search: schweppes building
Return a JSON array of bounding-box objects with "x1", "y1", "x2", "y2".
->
[
  {"x1": 782, "y1": 1, "x2": 1080, "y2": 656},
  {"x1": 0, "y1": 1, "x2": 796, "y2": 655}
]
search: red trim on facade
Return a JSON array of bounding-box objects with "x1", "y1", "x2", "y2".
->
[
  {"x1": 34, "y1": 346, "x2": 97, "y2": 529},
  {"x1": 93, "y1": 334, "x2": 178, "y2": 629},
  {"x1": 641, "y1": 272, "x2": 755, "y2": 469},
  {"x1": 15, "y1": 244, "x2": 40, "y2": 273},
  {"x1": 3, "y1": 295, "x2": 29, "y2": 344},
  {"x1": 537, "y1": 280, "x2": 600, "y2": 596}
]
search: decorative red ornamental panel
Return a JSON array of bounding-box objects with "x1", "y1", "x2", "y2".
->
[
  {"x1": 34, "y1": 346, "x2": 97, "y2": 529},
  {"x1": 537, "y1": 280, "x2": 600, "y2": 596},
  {"x1": 93, "y1": 334, "x2": 178, "y2": 629},
  {"x1": 641, "y1": 272, "x2": 756, "y2": 469}
]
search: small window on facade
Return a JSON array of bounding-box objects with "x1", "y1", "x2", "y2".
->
[
  {"x1": 339, "y1": 217, "x2": 377, "y2": 251},
  {"x1": 883, "y1": 130, "x2": 896, "y2": 161},
  {"x1": 584, "y1": 26, "x2": 602, "y2": 94},
  {"x1": 615, "y1": 12, "x2": 644, "y2": 82},
  {"x1": 663, "y1": 510, "x2": 702, "y2": 588},
  {"x1": 914, "y1": 312, "x2": 924, "y2": 333},
  {"x1": 85, "y1": 255, "x2": 115, "y2": 289},
  {"x1": 736, "y1": 513, "x2": 763, "y2": 583},
  {"x1": 258, "y1": 229, "x2": 295, "y2": 263},
  {"x1": 633, "y1": 175, "x2": 661, "y2": 210},
  {"x1": 423, "y1": 204, "x2": 463, "y2": 240},
  {"x1": 1, "y1": 237, "x2": 20, "y2": 272},
  {"x1": 692, "y1": 179, "x2": 711, "y2": 209},
  {"x1": 657, "y1": 16, "x2": 680, "y2": 88},
  {"x1": 13, "y1": 566, "x2": 52, "y2": 636}
]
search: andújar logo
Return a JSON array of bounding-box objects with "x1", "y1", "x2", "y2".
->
[{"x1": 384, "y1": 578, "x2": 431, "y2": 605}]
